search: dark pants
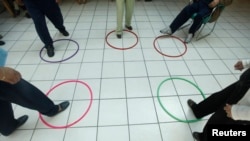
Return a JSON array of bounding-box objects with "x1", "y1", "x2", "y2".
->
[
  {"x1": 0, "y1": 79, "x2": 58, "y2": 135},
  {"x1": 192, "y1": 68, "x2": 250, "y2": 141},
  {"x1": 23, "y1": 0, "x2": 66, "y2": 46},
  {"x1": 170, "y1": 1, "x2": 212, "y2": 35}
]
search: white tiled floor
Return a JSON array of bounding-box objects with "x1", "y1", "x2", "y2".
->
[{"x1": 0, "y1": 0, "x2": 250, "y2": 140}]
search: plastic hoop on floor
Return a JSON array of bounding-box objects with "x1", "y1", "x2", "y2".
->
[
  {"x1": 39, "y1": 39, "x2": 79, "y2": 63},
  {"x1": 157, "y1": 77, "x2": 206, "y2": 123},
  {"x1": 39, "y1": 80, "x2": 93, "y2": 129},
  {"x1": 105, "y1": 30, "x2": 138, "y2": 50},
  {"x1": 153, "y1": 35, "x2": 187, "y2": 57}
]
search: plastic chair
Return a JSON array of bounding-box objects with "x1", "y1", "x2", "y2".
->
[
  {"x1": 180, "y1": 0, "x2": 225, "y2": 41},
  {"x1": 0, "y1": 48, "x2": 8, "y2": 67}
]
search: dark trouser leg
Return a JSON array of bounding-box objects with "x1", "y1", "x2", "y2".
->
[
  {"x1": 189, "y1": 13, "x2": 203, "y2": 35},
  {"x1": 198, "y1": 76, "x2": 250, "y2": 141},
  {"x1": 193, "y1": 69, "x2": 250, "y2": 119},
  {"x1": 189, "y1": 2, "x2": 212, "y2": 35},
  {"x1": 170, "y1": 3, "x2": 198, "y2": 33},
  {"x1": 192, "y1": 82, "x2": 238, "y2": 118},
  {"x1": 239, "y1": 68, "x2": 250, "y2": 83},
  {"x1": 22, "y1": 0, "x2": 53, "y2": 46},
  {"x1": 0, "y1": 79, "x2": 59, "y2": 116},
  {"x1": 0, "y1": 100, "x2": 18, "y2": 136},
  {"x1": 42, "y1": 0, "x2": 65, "y2": 31}
]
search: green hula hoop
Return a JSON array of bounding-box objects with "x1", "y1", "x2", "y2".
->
[{"x1": 157, "y1": 77, "x2": 206, "y2": 123}]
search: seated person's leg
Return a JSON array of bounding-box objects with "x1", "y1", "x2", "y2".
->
[{"x1": 160, "y1": 2, "x2": 199, "y2": 35}]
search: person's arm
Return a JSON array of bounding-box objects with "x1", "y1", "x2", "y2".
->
[
  {"x1": 208, "y1": 0, "x2": 220, "y2": 8},
  {"x1": 230, "y1": 104, "x2": 250, "y2": 121},
  {"x1": 0, "y1": 67, "x2": 21, "y2": 84},
  {"x1": 234, "y1": 60, "x2": 250, "y2": 71},
  {"x1": 242, "y1": 60, "x2": 250, "y2": 69}
]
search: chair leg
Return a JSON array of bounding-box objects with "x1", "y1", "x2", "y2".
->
[
  {"x1": 1, "y1": 0, "x2": 15, "y2": 17},
  {"x1": 195, "y1": 23, "x2": 206, "y2": 40},
  {"x1": 196, "y1": 20, "x2": 218, "y2": 41}
]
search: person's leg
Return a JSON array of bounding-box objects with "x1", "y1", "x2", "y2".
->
[
  {"x1": 0, "y1": 100, "x2": 18, "y2": 135},
  {"x1": 124, "y1": 0, "x2": 134, "y2": 29},
  {"x1": 192, "y1": 75, "x2": 250, "y2": 119},
  {"x1": 22, "y1": 0, "x2": 53, "y2": 47},
  {"x1": 0, "y1": 79, "x2": 59, "y2": 116},
  {"x1": 116, "y1": 0, "x2": 125, "y2": 37},
  {"x1": 239, "y1": 68, "x2": 250, "y2": 84},
  {"x1": 188, "y1": 2, "x2": 212, "y2": 35},
  {"x1": 169, "y1": 2, "x2": 199, "y2": 33},
  {"x1": 40, "y1": 0, "x2": 68, "y2": 36},
  {"x1": 188, "y1": 13, "x2": 203, "y2": 35},
  {"x1": 22, "y1": 0, "x2": 55, "y2": 57},
  {"x1": 191, "y1": 81, "x2": 238, "y2": 118}
]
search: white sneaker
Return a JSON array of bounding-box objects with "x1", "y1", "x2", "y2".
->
[
  {"x1": 160, "y1": 27, "x2": 172, "y2": 35},
  {"x1": 185, "y1": 33, "x2": 193, "y2": 43}
]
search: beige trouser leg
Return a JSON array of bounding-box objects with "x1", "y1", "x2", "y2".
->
[{"x1": 116, "y1": 0, "x2": 134, "y2": 35}]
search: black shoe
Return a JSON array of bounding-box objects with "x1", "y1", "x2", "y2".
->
[
  {"x1": 2, "y1": 115, "x2": 29, "y2": 136},
  {"x1": 192, "y1": 132, "x2": 201, "y2": 141},
  {"x1": 0, "y1": 41, "x2": 5, "y2": 46},
  {"x1": 45, "y1": 45, "x2": 55, "y2": 57},
  {"x1": 187, "y1": 99, "x2": 197, "y2": 109},
  {"x1": 16, "y1": 115, "x2": 28, "y2": 129},
  {"x1": 116, "y1": 34, "x2": 122, "y2": 39},
  {"x1": 49, "y1": 101, "x2": 70, "y2": 117},
  {"x1": 25, "y1": 12, "x2": 31, "y2": 18},
  {"x1": 125, "y1": 25, "x2": 133, "y2": 30},
  {"x1": 60, "y1": 30, "x2": 69, "y2": 36}
]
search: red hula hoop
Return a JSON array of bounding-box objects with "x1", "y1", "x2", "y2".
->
[
  {"x1": 105, "y1": 29, "x2": 139, "y2": 50},
  {"x1": 39, "y1": 80, "x2": 93, "y2": 129},
  {"x1": 153, "y1": 35, "x2": 187, "y2": 58}
]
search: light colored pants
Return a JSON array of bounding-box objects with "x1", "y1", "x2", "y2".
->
[{"x1": 116, "y1": 0, "x2": 135, "y2": 35}]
